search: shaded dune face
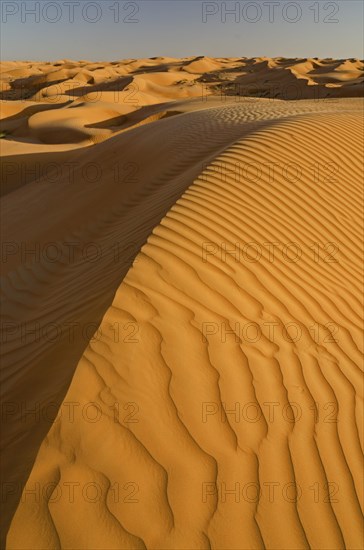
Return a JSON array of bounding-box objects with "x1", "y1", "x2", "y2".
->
[{"x1": 4, "y1": 101, "x2": 364, "y2": 548}]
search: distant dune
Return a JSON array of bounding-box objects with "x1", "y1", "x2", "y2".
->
[{"x1": 1, "y1": 58, "x2": 363, "y2": 549}]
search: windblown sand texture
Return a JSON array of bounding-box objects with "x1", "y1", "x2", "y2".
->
[{"x1": 1, "y1": 57, "x2": 364, "y2": 549}]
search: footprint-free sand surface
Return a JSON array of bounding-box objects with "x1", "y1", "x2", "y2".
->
[{"x1": 1, "y1": 57, "x2": 363, "y2": 549}]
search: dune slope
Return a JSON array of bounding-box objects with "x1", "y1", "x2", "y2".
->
[{"x1": 3, "y1": 99, "x2": 364, "y2": 549}]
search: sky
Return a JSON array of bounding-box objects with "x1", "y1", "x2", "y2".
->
[{"x1": 1, "y1": 0, "x2": 363, "y2": 60}]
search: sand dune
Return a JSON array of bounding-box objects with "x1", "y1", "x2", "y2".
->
[
  {"x1": 1, "y1": 58, "x2": 363, "y2": 549},
  {"x1": 1, "y1": 56, "x2": 363, "y2": 98},
  {"x1": 1, "y1": 57, "x2": 362, "y2": 167}
]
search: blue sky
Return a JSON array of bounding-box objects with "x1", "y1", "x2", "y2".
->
[{"x1": 1, "y1": 1, "x2": 363, "y2": 60}]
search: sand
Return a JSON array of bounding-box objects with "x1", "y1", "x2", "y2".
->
[{"x1": 1, "y1": 58, "x2": 363, "y2": 549}]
